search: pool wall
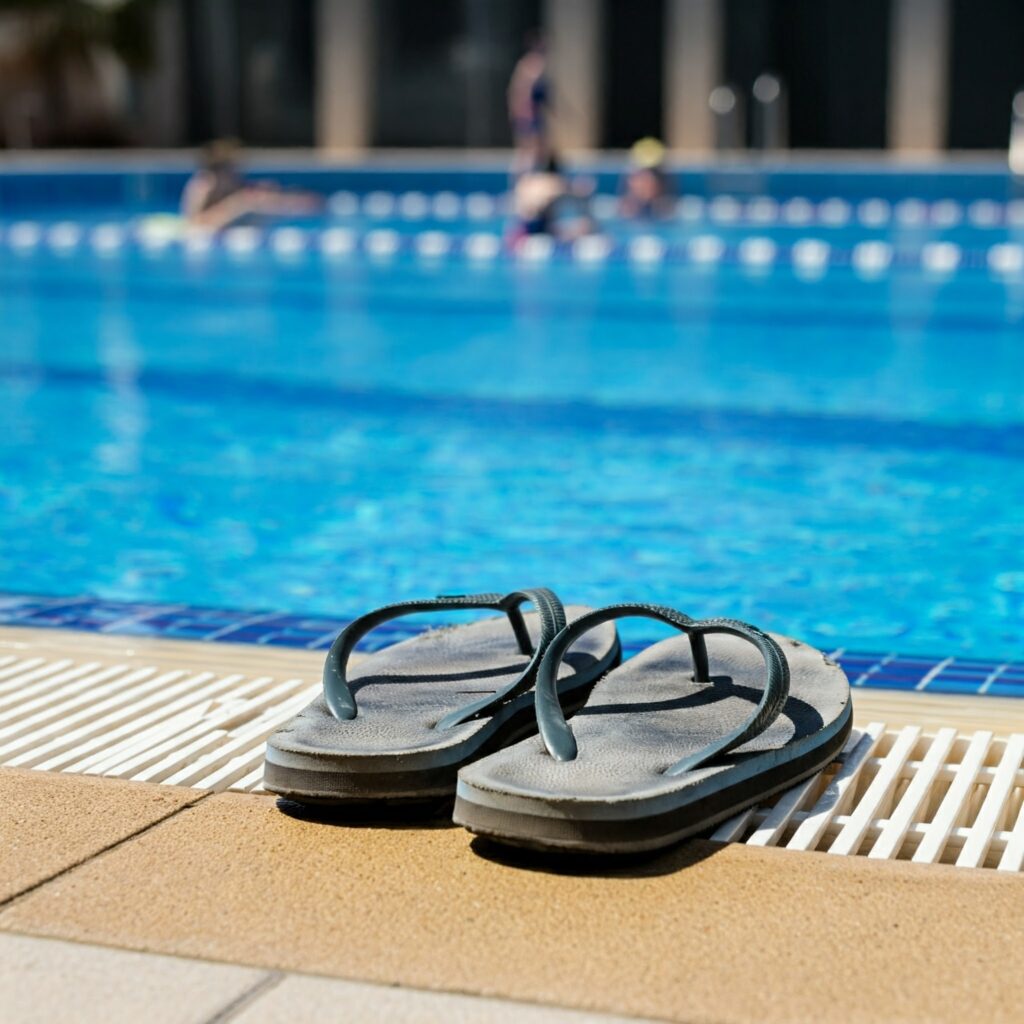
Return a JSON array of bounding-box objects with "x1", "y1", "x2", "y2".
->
[{"x1": 1, "y1": 159, "x2": 1022, "y2": 212}]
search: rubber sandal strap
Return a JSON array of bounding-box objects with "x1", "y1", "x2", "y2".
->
[
  {"x1": 534, "y1": 605, "x2": 790, "y2": 776},
  {"x1": 323, "y1": 588, "x2": 566, "y2": 725}
]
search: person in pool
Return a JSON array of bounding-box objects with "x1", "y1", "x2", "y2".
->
[
  {"x1": 510, "y1": 153, "x2": 595, "y2": 246},
  {"x1": 508, "y1": 34, "x2": 551, "y2": 175},
  {"x1": 181, "y1": 139, "x2": 320, "y2": 231},
  {"x1": 620, "y1": 137, "x2": 675, "y2": 219}
]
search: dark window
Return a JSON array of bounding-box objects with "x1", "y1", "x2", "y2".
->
[
  {"x1": 183, "y1": 0, "x2": 314, "y2": 146},
  {"x1": 723, "y1": 0, "x2": 891, "y2": 149},
  {"x1": 947, "y1": 0, "x2": 1024, "y2": 149},
  {"x1": 373, "y1": 0, "x2": 542, "y2": 147},
  {"x1": 602, "y1": 0, "x2": 665, "y2": 148},
  {"x1": 238, "y1": 1, "x2": 314, "y2": 146}
]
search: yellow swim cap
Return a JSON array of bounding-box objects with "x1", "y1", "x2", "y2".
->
[{"x1": 631, "y1": 137, "x2": 665, "y2": 169}]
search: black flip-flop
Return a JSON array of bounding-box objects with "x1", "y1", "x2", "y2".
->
[
  {"x1": 454, "y1": 604, "x2": 851, "y2": 853},
  {"x1": 264, "y1": 589, "x2": 620, "y2": 804}
]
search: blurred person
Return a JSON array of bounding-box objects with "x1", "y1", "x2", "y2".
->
[
  {"x1": 181, "y1": 139, "x2": 320, "y2": 231},
  {"x1": 507, "y1": 33, "x2": 550, "y2": 174},
  {"x1": 620, "y1": 137, "x2": 674, "y2": 219},
  {"x1": 509, "y1": 153, "x2": 595, "y2": 246}
]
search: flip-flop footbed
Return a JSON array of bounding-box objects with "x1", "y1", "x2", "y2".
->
[
  {"x1": 264, "y1": 606, "x2": 619, "y2": 802},
  {"x1": 453, "y1": 631, "x2": 851, "y2": 853}
]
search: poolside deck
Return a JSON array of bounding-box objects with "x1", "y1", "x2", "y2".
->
[{"x1": 3, "y1": 625, "x2": 1022, "y2": 1023}]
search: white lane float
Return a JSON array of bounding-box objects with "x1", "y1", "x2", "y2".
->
[
  {"x1": 988, "y1": 243, "x2": 1024, "y2": 275},
  {"x1": 463, "y1": 232, "x2": 502, "y2": 260},
  {"x1": 90, "y1": 223, "x2": 126, "y2": 254},
  {"x1": 183, "y1": 227, "x2": 214, "y2": 257},
  {"x1": 270, "y1": 227, "x2": 307, "y2": 257},
  {"x1": 328, "y1": 191, "x2": 359, "y2": 217},
  {"x1": 222, "y1": 225, "x2": 262, "y2": 256},
  {"x1": 738, "y1": 236, "x2": 776, "y2": 268},
  {"x1": 48, "y1": 221, "x2": 82, "y2": 251},
  {"x1": 857, "y1": 198, "x2": 891, "y2": 226},
  {"x1": 708, "y1": 195, "x2": 741, "y2": 223},
  {"x1": 921, "y1": 241, "x2": 961, "y2": 274},
  {"x1": 930, "y1": 200, "x2": 963, "y2": 227},
  {"x1": 8, "y1": 221, "x2": 42, "y2": 249},
  {"x1": 746, "y1": 196, "x2": 779, "y2": 224},
  {"x1": 319, "y1": 227, "x2": 356, "y2": 257},
  {"x1": 136, "y1": 215, "x2": 182, "y2": 252},
  {"x1": 677, "y1": 195, "x2": 705, "y2": 221},
  {"x1": 415, "y1": 231, "x2": 451, "y2": 258},
  {"x1": 398, "y1": 191, "x2": 430, "y2": 219},
  {"x1": 818, "y1": 198, "x2": 851, "y2": 226},
  {"x1": 363, "y1": 191, "x2": 396, "y2": 218},
  {"x1": 573, "y1": 234, "x2": 612, "y2": 263},
  {"x1": 781, "y1": 197, "x2": 814, "y2": 225},
  {"x1": 364, "y1": 228, "x2": 400, "y2": 258},
  {"x1": 628, "y1": 235, "x2": 666, "y2": 264},
  {"x1": 852, "y1": 240, "x2": 892, "y2": 275},
  {"x1": 518, "y1": 234, "x2": 554, "y2": 261},
  {"x1": 791, "y1": 238, "x2": 830, "y2": 275},
  {"x1": 432, "y1": 191, "x2": 461, "y2": 219},
  {"x1": 687, "y1": 234, "x2": 725, "y2": 264},
  {"x1": 968, "y1": 199, "x2": 1001, "y2": 228},
  {"x1": 464, "y1": 192, "x2": 496, "y2": 220},
  {"x1": 895, "y1": 198, "x2": 928, "y2": 226},
  {"x1": 1006, "y1": 199, "x2": 1024, "y2": 227}
]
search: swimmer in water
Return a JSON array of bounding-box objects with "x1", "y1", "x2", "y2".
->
[
  {"x1": 181, "y1": 139, "x2": 320, "y2": 231},
  {"x1": 508, "y1": 34, "x2": 550, "y2": 176},
  {"x1": 510, "y1": 153, "x2": 595, "y2": 246},
  {"x1": 620, "y1": 137, "x2": 675, "y2": 219}
]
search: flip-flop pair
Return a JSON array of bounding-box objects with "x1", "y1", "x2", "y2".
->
[{"x1": 264, "y1": 588, "x2": 852, "y2": 854}]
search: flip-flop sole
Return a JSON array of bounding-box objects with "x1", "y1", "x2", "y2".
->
[
  {"x1": 264, "y1": 685, "x2": 595, "y2": 803},
  {"x1": 264, "y1": 606, "x2": 619, "y2": 804},
  {"x1": 453, "y1": 631, "x2": 851, "y2": 853}
]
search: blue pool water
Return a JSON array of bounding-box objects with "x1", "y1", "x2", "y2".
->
[{"x1": 1, "y1": 164, "x2": 1023, "y2": 663}]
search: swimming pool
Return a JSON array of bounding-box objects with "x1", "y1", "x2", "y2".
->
[{"x1": 1, "y1": 162, "x2": 1022, "y2": 687}]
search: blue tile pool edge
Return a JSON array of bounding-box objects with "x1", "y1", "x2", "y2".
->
[{"x1": 0, "y1": 592, "x2": 1020, "y2": 699}]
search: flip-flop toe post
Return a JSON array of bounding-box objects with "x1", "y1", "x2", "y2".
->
[
  {"x1": 264, "y1": 589, "x2": 620, "y2": 804},
  {"x1": 454, "y1": 604, "x2": 852, "y2": 853}
]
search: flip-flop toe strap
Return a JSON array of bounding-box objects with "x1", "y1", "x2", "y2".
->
[
  {"x1": 323, "y1": 588, "x2": 566, "y2": 726},
  {"x1": 534, "y1": 605, "x2": 790, "y2": 776}
]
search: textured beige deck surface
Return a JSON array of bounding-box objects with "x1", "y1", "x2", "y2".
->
[
  {"x1": 2, "y1": 772, "x2": 1022, "y2": 1024},
  {"x1": 1, "y1": 767, "x2": 200, "y2": 903},
  {"x1": 0, "y1": 626, "x2": 325, "y2": 680}
]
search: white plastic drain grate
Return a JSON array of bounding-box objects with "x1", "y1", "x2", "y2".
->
[
  {"x1": 0, "y1": 653, "x2": 317, "y2": 794},
  {"x1": 713, "y1": 724, "x2": 1024, "y2": 871},
  {"x1": 1, "y1": 652, "x2": 1021, "y2": 871}
]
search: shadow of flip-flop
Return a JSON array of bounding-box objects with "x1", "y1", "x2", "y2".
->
[
  {"x1": 468, "y1": 832, "x2": 724, "y2": 879},
  {"x1": 275, "y1": 795, "x2": 457, "y2": 830}
]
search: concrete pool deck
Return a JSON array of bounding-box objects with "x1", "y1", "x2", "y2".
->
[{"x1": 2, "y1": 625, "x2": 1023, "y2": 1023}]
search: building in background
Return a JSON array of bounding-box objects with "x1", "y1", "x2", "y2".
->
[{"x1": 1, "y1": 0, "x2": 1022, "y2": 155}]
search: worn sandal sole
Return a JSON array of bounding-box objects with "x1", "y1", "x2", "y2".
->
[
  {"x1": 264, "y1": 606, "x2": 620, "y2": 804},
  {"x1": 454, "y1": 630, "x2": 851, "y2": 853}
]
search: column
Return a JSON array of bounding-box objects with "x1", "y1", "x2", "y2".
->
[
  {"x1": 664, "y1": 0, "x2": 722, "y2": 153},
  {"x1": 888, "y1": 0, "x2": 951, "y2": 152},
  {"x1": 315, "y1": 0, "x2": 376, "y2": 151},
  {"x1": 543, "y1": 0, "x2": 604, "y2": 151}
]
